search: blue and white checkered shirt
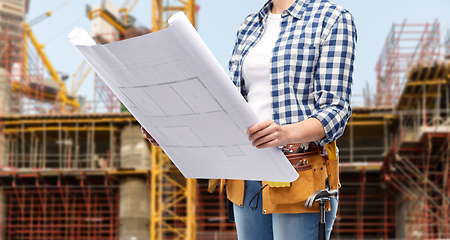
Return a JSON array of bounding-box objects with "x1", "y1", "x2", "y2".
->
[{"x1": 229, "y1": 0, "x2": 357, "y2": 147}]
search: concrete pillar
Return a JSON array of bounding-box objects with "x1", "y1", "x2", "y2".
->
[
  {"x1": 0, "y1": 132, "x2": 8, "y2": 167},
  {"x1": 0, "y1": 68, "x2": 10, "y2": 167},
  {"x1": 120, "y1": 124, "x2": 150, "y2": 169},
  {"x1": 395, "y1": 192, "x2": 407, "y2": 239},
  {"x1": 396, "y1": 190, "x2": 424, "y2": 239},
  {"x1": 0, "y1": 67, "x2": 21, "y2": 115},
  {"x1": 119, "y1": 178, "x2": 150, "y2": 239},
  {"x1": 0, "y1": 68, "x2": 9, "y2": 115}
]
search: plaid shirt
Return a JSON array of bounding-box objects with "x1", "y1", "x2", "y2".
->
[{"x1": 229, "y1": 0, "x2": 357, "y2": 147}]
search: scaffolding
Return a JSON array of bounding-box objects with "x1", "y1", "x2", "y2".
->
[
  {"x1": 381, "y1": 61, "x2": 450, "y2": 239},
  {"x1": 445, "y1": 29, "x2": 450, "y2": 60},
  {"x1": 0, "y1": 171, "x2": 119, "y2": 239},
  {"x1": 375, "y1": 20, "x2": 441, "y2": 107},
  {"x1": 91, "y1": 27, "x2": 151, "y2": 114},
  {"x1": 196, "y1": 180, "x2": 236, "y2": 240},
  {"x1": 1, "y1": 1, "x2": 449, "y2": 239},
  {"x1": 0, "y1": 24, "x2": 82, "y2": 115},
  {"x1": 0, "y1": 114, "x2": 140, "y2": 170},
  {"x1": 149, "y1": 1, "x2": 199, "y2": 240},
  {"x1": 332, "y1": 20, "x2": 449, "y2": 239},
  {"x1": 0, "y1": 26, "x2": 46, "y2": 115},
  {"x1": 332, "y1": 107, "x2": 397, "y2": 239}
]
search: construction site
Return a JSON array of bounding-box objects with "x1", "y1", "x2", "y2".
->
[{"x1": 0, "y1": 0, "x2": 448, "y2": 239}]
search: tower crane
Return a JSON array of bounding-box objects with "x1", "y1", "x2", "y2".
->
[
  {"x1": 86, "y1": 2, "x2": 199, "y2": 238},
  {"x1": 120, "y1": 0, "x2": 140, "y2": 25},
  {"x1": 70, "y1": 60, "x2": 92, "y2": 97},
  {"x1": 88, "y1": 0, "x2": 140, "y2": 35},
  {"x1": 11, "y1": 0, "x2": 80, "y2": 113},
  {"x1": 149, "y1": 2, "x2": 198, "y2": 240}
]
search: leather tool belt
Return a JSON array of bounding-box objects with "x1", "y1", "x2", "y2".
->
[
  {"x1": 267, "y1": 142, "x2": 340, "y2": 205},
  {"x1": 207, "y1": 142, "x2": 341, "y2": 205}
]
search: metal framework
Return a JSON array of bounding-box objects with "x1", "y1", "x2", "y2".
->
[
  {"x1": 332, "y1": 107, "x2": 397, "y2": 239},
  {"x1": 23, "y1": 23, "x2": 80, "y2": 112},
  {"x1": 0, "y1": 114, "x2": 135, "y2": 169},
  {"x1": 334, "y1": 168, "x2": 395, "y2": 238},
  {"x1": 445, "y1": 29, "x2": 450, "y2": 59},
  {"x1": 90, "y1": 32, "x2": 151, "y2": 114},
  {"x1": 4, "y1": 2, "x2": 449, "y2": 240},
  {"x1": 150, "y1": 147, "x2": 196, "y2": 240},
  {"x1": 152, "y1": 0, "x2": 197, "y2": 32},
  {"x1": 339, "y1": 20, "x2": 450, "y2": 239},
  {"x1": 0, "y1": 171, "x2": 119, "y2": 239},
  {"x1": 1, "y1": 26, "x2": 42, "y2": 115},
  {"x1": 196, "y1": 180, "x2": 237, "y2": 240},
  {"x1": 94, "y1": 73, "x2": 122, "y2": 113},
  {"x1": 91, "y1": 24, "x2": 149, "y2": 113},
  {"x1": 149, "y1": 1, "x2": 198, "y2": 240},
  {"x1": 0, "y1": 24, "x2": 80, "y2": 115},
  {"x1": 380, "y1": 61, "x2": 450, "y2": 239},
  {"x1": 375, "y1": 20, "x2": 441, "y2": 107}
]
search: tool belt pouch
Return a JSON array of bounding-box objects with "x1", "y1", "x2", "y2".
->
[{"x1": 268, "y1": 151, "x2": 338, "y2": 205}]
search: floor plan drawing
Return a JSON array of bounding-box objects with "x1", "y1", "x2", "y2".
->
[{"x1": 68, "y1": 12, "x2": 298, "y2": 182}]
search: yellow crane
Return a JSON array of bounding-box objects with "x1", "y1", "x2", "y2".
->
[
  {"x1": 150, "y1": 2, "x2": 197, "y2": 240},
  {"x1": 88, "y1": 0, "x2": 140, "y2": 34},
  {"x1": 11, "y1": 1, "x2": 81, "y2": 113},
  {"x1": 152, "y1": 0, "x2": 196, "y2": 31},
  {"x1": 120, "y1": 0, "x2": 140, "y2": 25},
  {"x1": 86, "y1": 1, "x2": 198, "y2": 239},
  {"x1": 70, "y1": 60, "x2": 92, "y2": 96}
]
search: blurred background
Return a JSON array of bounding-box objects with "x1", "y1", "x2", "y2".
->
[{"x1": 0, "y1": 0, "x2": 449, "y2": 239}]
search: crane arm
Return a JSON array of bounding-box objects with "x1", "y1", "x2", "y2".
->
[
  {"x1": 119, "y1": 0, "x2": 139, "y2": 25},
  {"x1": 23, "y1": 23, "x2": 80, "y2": 109},
  {"x1": 71, "y1": 60, "x2": 92, "y2": 96},
  {"x1": 89, "y1": 8, "x2": 126, "y2": 33},
  {"x1": 28, "y1": 0, "x2": 74, "y2": 26}
]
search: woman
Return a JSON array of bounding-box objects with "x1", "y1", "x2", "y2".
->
[{"x1": 143, "y1": 0, "x2": 357, "y2": 239}]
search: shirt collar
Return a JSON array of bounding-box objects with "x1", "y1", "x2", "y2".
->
[{"x1": 258, "y1": 0, "x2": 310, "y2": 21}]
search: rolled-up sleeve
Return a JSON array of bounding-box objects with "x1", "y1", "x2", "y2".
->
[{"x1": 310, "y1": 11, "x2": 357, "y2": 146}]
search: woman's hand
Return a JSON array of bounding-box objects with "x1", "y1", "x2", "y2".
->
[
  {"x1": 247, "y1": 118, "x2": 326, "y2": 149},
  {"x1": 141, "y1": 126, "x2": 160, "y2": 147},
  {"x1": 247, "y1": 120, "x2": 289, "y2": 149}
]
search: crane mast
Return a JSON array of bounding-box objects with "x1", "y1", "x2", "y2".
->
[{"x1": 150, "y1": 1, "x2": 197, "y2": 240}]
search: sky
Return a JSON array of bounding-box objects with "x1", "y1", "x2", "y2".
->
[{"x1": 27, "y1": 0, "x2": 450, "y2": 106}]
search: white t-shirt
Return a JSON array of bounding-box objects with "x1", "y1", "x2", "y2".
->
[{"x1": 242, "y1": 12, "x2": 282, "y2": 121}]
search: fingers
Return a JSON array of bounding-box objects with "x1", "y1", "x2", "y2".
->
[
  {"x1": 140, "y1": 126, "x2": 160, "y2": 147},
  {"x1": 252, "y1": 132, "x2": 280, "y2": 148},
  {"x1": 247, "y1": 120, "x2": 273, "y2": 136},
  {"x1": 149, "y1": 138, "x2": 160, "y2": 147},
  {"x1": 247, "y1": 120, "x2": 288, "y2": 149},
  {"x1": 247, "y1": 120, "x2": 280, "y2": 148},
  {"x1": 248, "y1": 121, "x2": 278, "y2": 142}
]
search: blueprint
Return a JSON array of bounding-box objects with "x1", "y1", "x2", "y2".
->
[{"x1": 68, "y1": 12, "x2": 298, "y2": 182}]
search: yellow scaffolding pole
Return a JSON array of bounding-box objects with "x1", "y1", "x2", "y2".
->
[{"x1": 150, "y1": 2, "x2": 197, "y2": 239}]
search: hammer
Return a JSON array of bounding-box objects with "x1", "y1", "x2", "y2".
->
[{"x1": 305, "y1": 187, "x2": 338, "y2": 240}]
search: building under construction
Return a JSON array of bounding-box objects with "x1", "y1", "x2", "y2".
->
[{"x1": 0, "y1": 0, "x2": 449, "y2": 239}]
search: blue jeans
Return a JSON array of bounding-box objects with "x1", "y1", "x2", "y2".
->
[{"x1": 233, "y1": 181, "x2": 338, "y2": 240}]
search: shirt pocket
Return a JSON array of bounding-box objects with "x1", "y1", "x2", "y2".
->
[
  {"x1": 294, "y1": 43, "x2": 319, "y2": 72},
  {"x1": 287, "y1": 43, "x2": 319, "y2": 89}
]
